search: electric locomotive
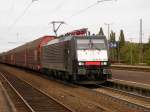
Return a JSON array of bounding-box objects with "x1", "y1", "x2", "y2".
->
[{"x1": 42, "y1": 29, "x2": 111, "y2": 84}]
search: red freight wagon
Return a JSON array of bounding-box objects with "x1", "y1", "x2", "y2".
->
[
  {"x1": 3, "y1": 50, "x2": 16, "y2": 65},
  {"x1": 25, "y1": 36, "x2": 55, "y2": 70},
  {"x1": 1, "y1": 36, "x2": 55, "y2": 70},
  {"x1": 13, "y1": 46, "x2": 26, "y2": 67},
  {"x1": 5, "y1": 53, "x2": 12, "y2": 65},
  {"x1": 9, "y1": 51, "x2": 15, "y2": 65},
  {"x1": 0, "y1": 52, "x2": 6, "y2": 63}
]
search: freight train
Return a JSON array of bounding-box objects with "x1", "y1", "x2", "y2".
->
[{"x1": 0, "y1": 29, "x2": 111, "y2": 84}]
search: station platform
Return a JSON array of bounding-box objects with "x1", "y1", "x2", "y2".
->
[
  {"x1": 111, "y1": 64, "x2": 150, "y2": 69},
  {"x1": 111, "y1": 64, "x2": 150, "y2": 72},
  {"x1": 109, "y1": 79, "x2": 150, "y2": 90}
]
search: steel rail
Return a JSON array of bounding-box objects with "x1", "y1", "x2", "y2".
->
[
  {"x1": 0, "y1": 70, "x2": 74, "y2": 112},
  {"x1": 0, "y1": 82, "x2": 17, "y2": 112},
  {"x1": 0, "y1": 72, "x2": 35, "y2": 112},
  {"x1": 94, "y1": 84, "x2": 150, "y2": 112}
]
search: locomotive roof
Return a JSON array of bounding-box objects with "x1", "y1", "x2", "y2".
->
[{"x1": 46, "y1": 35, "x2": 107, "y2": 46}]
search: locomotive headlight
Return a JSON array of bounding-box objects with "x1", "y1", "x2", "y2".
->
[
  {"x1": 103, "y1": 62, "x2": 107, "y2": 65},
  {"x1": 101, "y1": 62, "x2": 107, "y2": 65},
  {"x1": 78, "y1": 62, "x2": 84, "y2": 66}
]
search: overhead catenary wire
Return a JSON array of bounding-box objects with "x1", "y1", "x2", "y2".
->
[
  {"x1": 53, "y1": 0, "x2": 114, "y2": 35},
  {"x1": 65, "y1": 0, "x2": 114, "y2": 21},
  {"x1": 5, "y1": 0, "x2": 15, "y2": 24},
  {"x1": 67, "y1": 2, "x2": 98, "y2": 20},
  {"x1": 8, "y1": 0, "x2": 38, "y2": 31},
  {"x1": 57, "y1": 0, "x2": 114, "y2": 32},
  {"x1": 8, "y1": 0, "x2": 113, "y2": 37},
  {"x1": 53, "y1": 0, "x2": 69, "y2": 12},
  {"x1": 36, "y1": 0, "x2": 69, "y2": 34},
  {"x1": 8, "y1": 0, "x2": 67, "y2": 35}
]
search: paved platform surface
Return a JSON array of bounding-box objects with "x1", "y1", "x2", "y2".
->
[
  {"x1": 112, "y1": 64, "x2": 150, "y2": 69},
  {"x1": 111, "y1": 69, "x2": 150, "y2": 85}
]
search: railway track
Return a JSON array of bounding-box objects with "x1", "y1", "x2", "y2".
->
[
  {"x1": 1, "y1": 64, "x2": 150, "y2": 112},
  {"x1": 0, "y1": 70, "x2": 73, "y2": 112},
  {"x1": 0, "y1": 82, "x2": 17, "y2": 112},
  {"x1": 93, "y1": 85, "x2": 150, "y2": 112},
  {"x1": 49, "y1": 78, "x2": 150, "y2": 112}
]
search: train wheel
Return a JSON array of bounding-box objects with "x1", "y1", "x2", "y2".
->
[
  {"x1": 65, "y1": 74, "x2": 70, "y2": 81},
  {"x1": 61, "y1": 74, "x2": 65, "y2": 81}
]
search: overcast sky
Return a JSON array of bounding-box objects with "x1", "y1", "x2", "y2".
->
[{"x1": 0, "y1": 0, "x2": 150, "y2": 52}]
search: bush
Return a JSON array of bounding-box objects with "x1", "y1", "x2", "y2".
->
[{"x1": 144, "y1": 48, "x2": 150, "y2": 65}]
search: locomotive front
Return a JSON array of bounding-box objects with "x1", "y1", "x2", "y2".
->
[{"x1": 75, "y1": 36, "x2": 111, "y2": 82}]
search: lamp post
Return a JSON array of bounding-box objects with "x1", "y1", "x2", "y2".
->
[
  {"x1": 104, "y1": 23, "x2": 111, "y2": 41},
  {"x1": 129, "y1": 38, "x2": 133, "y2": 65},
  {"x1": 104, "y1": 23, "x2": 113, "y2": 59}
]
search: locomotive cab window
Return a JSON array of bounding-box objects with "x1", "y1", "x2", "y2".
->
[
  {"x1": 77, "y1": 39, "x2": 89, "y2": 50},
  {"x1": 77, "y1": 39, "x2": 106, "y2": 50},
  {"x1": 91, "y1": 39, "x2": 106, "y2": 50}
]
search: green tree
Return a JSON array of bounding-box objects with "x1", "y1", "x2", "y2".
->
[
  {"x1": 119, "y1": 29, "x2": 125, "y2": 48},
  {"x1": 144, "y1": 49, "x2": 150, "y2": 65},
  {"x1": 98, "y1": 27, "x2": 104, "y2": 36},
  {"x1": 148, "y1": 38, "x2": 150, "y2": 46},
  {"x1": 120, "y1": 42, "x2": 139, "y2": 64},
  {"x1": 110, "y1": 31, "x2": 116, "y2": 42},
  {"x1": 118, "y1": 29, "x2": 125, "y2": 62},
  {"x1": 144, "y1": 38, "x2": 150, "y2": 65}
]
